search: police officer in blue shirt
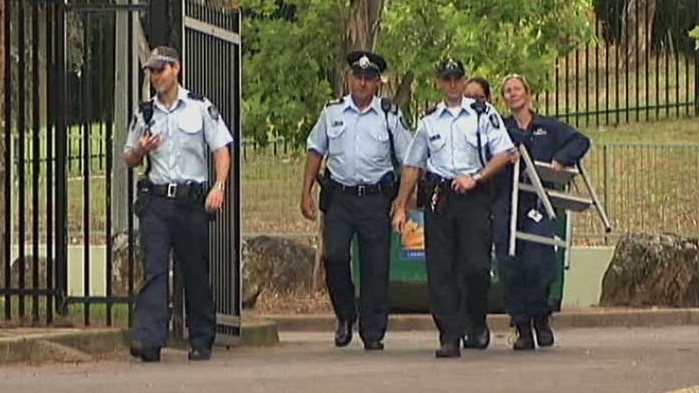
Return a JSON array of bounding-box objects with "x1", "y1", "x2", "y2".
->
[
  {"x1": 393, "y1": 58, "x2": 515, "y2": 358},
  {"x1": 123, "y1": 46, "x2": 233, "y2": 362},
  {"x1": 494, "y1": 74, "x2": 590, "y2": 350},
  {"x1": 300, "y1": 51, "x2": 412, "y2": 350}
]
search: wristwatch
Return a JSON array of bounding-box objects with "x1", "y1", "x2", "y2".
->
[
  {"x1": 213, "y1": 181, "x2": 225, "y2": 192},
  {"x1": 472, "y1": 172, "x2": 484, "y2": 183}
]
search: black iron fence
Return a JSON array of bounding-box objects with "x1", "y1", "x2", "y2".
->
[{"x1": 1, "y1": 0, "x2": 150, "y2": 327}]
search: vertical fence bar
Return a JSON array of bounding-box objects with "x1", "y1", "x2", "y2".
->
[
  {"x1": 2, "y1": 0, "x2": 11, "y2": 321},
  {"x1": 555, "y1": 58, "x2": 560, "y2": 118},
  {"x1": 644, "y1": 0, "x2": 650, "y2": 121},
  {"x1": 55, "y1": 0, "x2": 68, "y2": 316},
  {"x1": 583, "y1": 44, "x2": 588, "y2": 127},
  {"x1": 82, "y1": 12, "x2": 92, "y2": 326},
  {"x1": 31, "y1": 0, "x2": 40, "y2": 324},
  {"x1": 664, "y1": 38, "x2": 669, "y2": 118},
  {"x1": 125, "y1": 0, "x2": 135, "y2": 327},
  {"x1": 634, "y1": 0, "x2": 639, "y2": 122},
  {"x1": 45, "y1": 0, "x2": 54, "y2": 325},
  {"x1": 696, "y1": 2, "x2": 699, "y2": 116},
  {"x1": 104, "y1": 10, "x2": 114, "y2": 327},
  {"x1": 17, "y1": 0, "x2": 26, "y2": 319},
  {"x1": 605, "y1": 19, "x2": 610, "y2": 125}
]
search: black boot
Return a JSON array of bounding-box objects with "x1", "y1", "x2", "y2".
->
[
  {"x1": 462, "y1": 326, "x2": 490, "y2": 350},
  {"x1": 513, "y1": 320, "x2": 535, "y2": 351},
  {"x1": 334, "y1": 318, "x2": 354, "y2": 347},
  {"x1": 533, "y1": 316, "x2": 554, "y2": 347},
  {"x1": 435, "y1": 340, "x2": 461, "y2": 358}
]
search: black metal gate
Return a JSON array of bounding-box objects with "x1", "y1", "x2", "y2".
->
[
  {"x1": 180, "y1": 0, "x2": 242, "y2": 346},
  {"x1": 1, "y1": 0, "x2": 241, "y2": 339},
  {"x1": 1, "y1": 0, "x2": 149, "y2": 326}
]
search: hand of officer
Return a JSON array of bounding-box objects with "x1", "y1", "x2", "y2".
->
[
  {"x1": 301, "y1": 193, "x2": 316, "y2": 221},
  {"x1": 451, "y1": 176, "x2": 477, "y2": 194},
  {"x1": 138, "y1": 134, "x2": 161, "y2": 153},
  {"x1": 205, "y1": 188, "x2": 224, "y2": 212},
  {"x1": 552, "y1": 160, "x2": 564, "y2": 171},
  {"x1": 392, "y1": 207, "x2": 407, "y2": 233}
]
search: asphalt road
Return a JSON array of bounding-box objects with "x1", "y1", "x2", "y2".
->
[{"x1": 1, "y1": 327, "x2": 698, "y2": 393}]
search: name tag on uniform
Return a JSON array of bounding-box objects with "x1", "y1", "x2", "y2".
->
[
  {"x1": 332, "y1": 120, "x2": 343, "y2": 127},
  {"x1": 429, "y1": 134, "x2": 441, "y2": 141},
  {"x1": 533, "y1": 128, "x2": 547, "y2": 136},
  {"x1": 527, "y1": 209, "x2": 543, "y2": 223}
]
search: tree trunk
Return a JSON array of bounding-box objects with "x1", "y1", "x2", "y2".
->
[
  {"x1": 333, "y1": 0, "x2": 385, "y2": 98},
  {"x1": 621, "y1": 0, "x2": 657, "y2": 69}
]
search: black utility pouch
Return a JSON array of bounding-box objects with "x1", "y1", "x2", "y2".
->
[{"x1": 317, "y1": 173, "x2": 334, "y2": 213}]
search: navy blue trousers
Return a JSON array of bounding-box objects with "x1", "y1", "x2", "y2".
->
[
  {"x1": 131, "y1": 194, "x2": 216, "y2": 350},
  {"x1": 492, "y1": 195, "x2": 557, "y2": 324}
]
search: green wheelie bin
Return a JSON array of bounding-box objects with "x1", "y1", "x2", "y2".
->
[{"x1": 351, "y1": 207, "x2": 567, "y2": 313}]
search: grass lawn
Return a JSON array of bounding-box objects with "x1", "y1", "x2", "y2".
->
[{"x1": 5, "y1": 116, "x2": 699, "y2": 245}]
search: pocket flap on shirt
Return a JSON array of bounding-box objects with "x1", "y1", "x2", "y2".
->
[{"x1": 179, "y1": 115, "x2": 203, "y2": 134}]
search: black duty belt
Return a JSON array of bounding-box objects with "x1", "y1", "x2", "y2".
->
[
  {"x1": 138, "y1": 181, "x2": 206, "y2": 199},
  {"x1": 329, "y1": 178, "x2": 391, "y2": 196},
  {"x1": 425, "y1": 172, "x2": 454, "y2": 185}
]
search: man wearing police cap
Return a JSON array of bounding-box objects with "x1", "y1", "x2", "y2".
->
[
  {"x1": 123, "y1": 46, "x2": 233, "y2": 362},
  {"x1": 301, "y1": 50, "x2": 412, "y2": 350},
  {"x1": 393, "y1": 57, "x2": 515, "y2": 358}
]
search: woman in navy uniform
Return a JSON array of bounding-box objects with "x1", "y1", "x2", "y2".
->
[
  {"x1": 459, "y1": 76, "x2": 494, "y2": 350},
  {"x1": 493, "y1": 74, "x2": 590, "y2": 350}
]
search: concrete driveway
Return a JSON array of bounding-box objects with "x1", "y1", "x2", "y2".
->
[{"x1": 0, "y1": 327, "x2": 698, "y2": 393}]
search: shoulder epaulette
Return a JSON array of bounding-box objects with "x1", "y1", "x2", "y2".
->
[
  {"x1": 325, "y1": 97, "x2": 344, "y2": 107},
  {"x1": 138, "y1": 99, "x2": 154, "y2": 123},
  {"x1": 187, "y1": 91, "x2": 205, "y2": 101},
  {"x1": 138, "y1": 99, "x2": 153, "y2": 112},
  {"x1": 422, "y1": 105, "x2": 437, "y2": 117}
]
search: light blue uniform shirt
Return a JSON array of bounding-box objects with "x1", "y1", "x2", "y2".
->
[
  {"x1": 404, "y1": 97, "x2": 514, "y2": 179},
  {"x1": 124, "y1": 86, "x2": 233, "y2": 184},
  {"x1": 306, "y1": 95, "x2": 412, "y2": 186}
]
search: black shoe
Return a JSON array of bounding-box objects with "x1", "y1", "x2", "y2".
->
[
  {"x1": 334, "y1": 319, "x2": 354, "y2": 347},
  {"x1": 129, "y1": 346, "x2": 161, "y2": 362},
  {"x1": 435, "y1": 341, "x2": 460, "y2": 358},
  {"x1": 462, "y1": 327, "x2": 490, "y2": 350},
  {"x1": 188, "y1": 348, "x2": 212, "y2": 361},
  {"x1": 363, "y1": 341, "x2": 384, "y2": 351},
  {"x1": 533, "y1": 316, "x2": 555, "y2": 347},
  {"x1": 513, "y1": 321, "x2": 535, "y2": 351}
]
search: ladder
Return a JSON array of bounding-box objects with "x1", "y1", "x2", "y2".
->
[{"x1": 508, "y1": 144, "x2": 612, "y2": 258}]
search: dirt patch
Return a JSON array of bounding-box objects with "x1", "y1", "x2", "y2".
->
[{"x1": 253, "y1": 289, "x2": 332, "y2": 315}]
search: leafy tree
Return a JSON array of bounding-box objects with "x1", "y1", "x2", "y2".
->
[
  {"x1": 691, "y1": 26, "x2": 699, "y2": 49},
  {"x1": 240, "y1": 0, "x2": 343, "y2": 146},
  {"x1": 240, "y1": 0, "x2": 595, "y2": 145},
  {"x1": 378, "y1": 0, "x2": 595, "y2": 117}
]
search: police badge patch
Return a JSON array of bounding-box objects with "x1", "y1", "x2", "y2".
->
[
  {"x1": 488, "y1": 113, "x2": 500, "y2": 128},
  {"x1": 207, "y1": 105, "x2": 220, "y2": 121}
]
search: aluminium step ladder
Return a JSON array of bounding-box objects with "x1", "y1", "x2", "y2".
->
[{"x1": 508, "y1": 144, "x2": 612, "y2": 264}]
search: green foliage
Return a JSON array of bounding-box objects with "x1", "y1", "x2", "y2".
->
[
  {"x1": 241, "y1": 0, "x2": 595, "y2": 144},
  {"x1": 378, "y1": 0, "x2": 595, "y2": 114},
  {"x1": 691, "y1": 26, "x2": 699, "y2": 49},
  {"x1": 240, "y1": 0, "x2": 345, "y2": 146}
]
